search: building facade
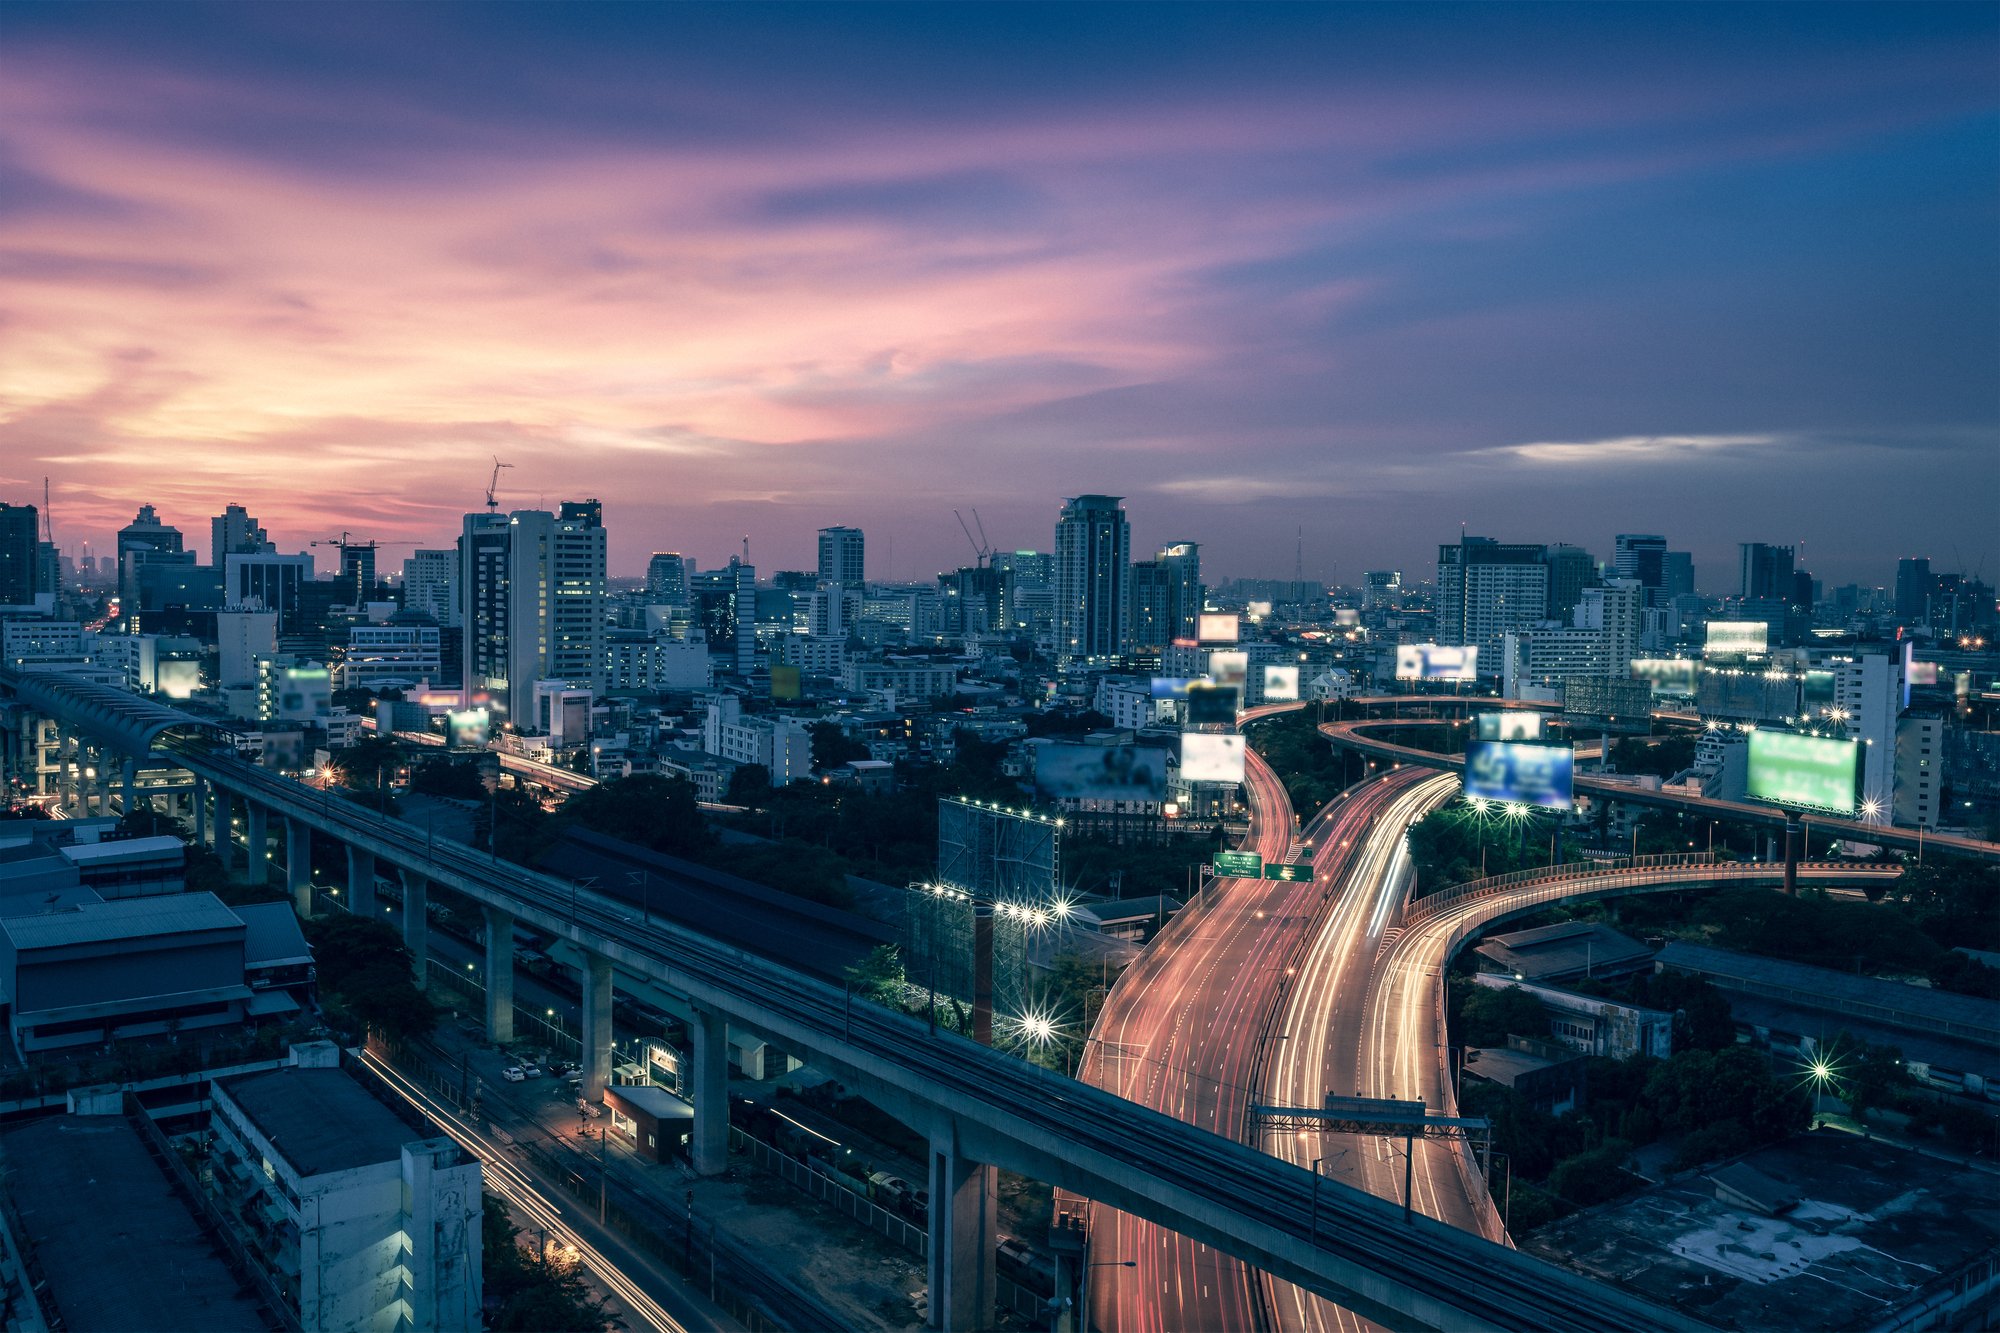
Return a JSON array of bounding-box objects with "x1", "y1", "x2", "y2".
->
[{"x1": 1054, "y1": 495, "x2": 1130, "y2": 660}]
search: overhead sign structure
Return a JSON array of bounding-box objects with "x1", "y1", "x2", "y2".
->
[
  {"x1": 1476, "y1": 711, "x2": 1543, "y2": 741},
  {"x1": 1462, "y1": 740, "x2": 1574, "y2": 808},
  {"x1": 1263, "y1": 664, "x2": 1300, "y2": 702},
  {"x1": 1395, "y1": 644, "x2": 1479, "y2": 681},
  {"x1": 1704, "y1": 620, "x2": 1769, "y2": 657},
  {"x1": 1213, "y1": 850, "x2": 1263, "y2": 878},
  {"x1": 1181, "y1": 732, "x2": 1248, "y2": 783},
  {"x1": 1264, "y1": 861, "x2": 1313, "y2": 882},
  {"x1": 1746, "y1": 730, "x2": 1858, "y2": 815},
  {"x1": 1198, "y1": 613, "x2": 1241, "y2": 644}
]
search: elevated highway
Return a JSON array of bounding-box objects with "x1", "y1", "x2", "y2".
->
[{"x1": 1, "y1": 671, "x2": 1700, "y2": 1332}]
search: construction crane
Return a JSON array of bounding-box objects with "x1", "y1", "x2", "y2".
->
[
  {"x1": 485, "y1": 457, "x2": 513, "y2": 512},
  {"x1": 954, "y1": 508, "x2": 994, "y2": 569}
]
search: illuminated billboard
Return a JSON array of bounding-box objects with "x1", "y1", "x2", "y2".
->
[
  {"x1": 1395, "y1": 644, "x2": 1479, "y2": 681},
  {"x1": 1184, "y1": 684, "x2": 1239, "y2": 724},
  {"x1": 447, "y1": 707, "x2": 491, "y2": 749},
  {"x1": 1151, "y1": 677, "x2": 1195, "y2": 700},
  {"x1": 769, "y1": 664, "x2": 801, "y2": 700},
  {"x1": 1180, "y1": 733, "x2": 1247, "y2": 784},
  {"x1": 1704, "y1": 621, "x2": 1769, "y2": 657},
  {"x1": 1746, "y1": 730, "x2": 1858, "y2": 814},
  {"x1": 1263, "y1": 665, "x2": 1300, "y2": 701},
  {"x1": 1476, "y1": 711, "x2": 1543, "y2": 741},
  {"x1": 1246, "y1": 601, "x2": 1273, "y2": 618},
  {"x1": 1034, "y1": 742, "x2": 1167, "y2": 805},
  {"x1": 1198, "y1": 613, "x2": 1241, "y2": 644},
  {"x1": 1463, "y1": 741, "x2": 1574, "y2": 808},
  {"x1": 1631, "y1": 658, "x2": 1699, "y2": 697},
  {"x1": 1207, "y1": 650, "x2": 1249, "y2": 689}
]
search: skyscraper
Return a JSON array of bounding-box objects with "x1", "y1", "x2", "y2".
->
[
  {"x1": 1738, "y1": 543, "x2": 1795, "y2": 601},
  {"x1": 1541, "y1": 544, "x2": 1599, "y2": 622},
  {"x1": 210, "y1": 504, "x2": 272, "y2": 569},
  {"x1": 1661, "y1": 551, "x2": 1696, "y2": 602},
  {"x1": 1054, "y1": 495, "x2": 1130, "y2": 660},
  {"x1": 116, "y1": 505, "x2": 184, "y2": 608},
  {"x1": 1437, "y1": 536, "x2": 1547, "y2": 670},
  {"x1": 459, "y1": 503, "x2": 608, "y2": 723},
  {"x1": 817, "y1": 526, "x2": 865, "y2": 589},
  {"x1": 645, "y1": 552, "x2": 689, "y2": 603},
  {"x1": 1894, "y1": 557, "x2": 1933, "y2": 625},
  {"x1": 402, "y1": 549, "x2": 459, "y2": 626},
  {"x1": 1128, "y1": 542, "x2": 1202, "y2": 651},
  {"x1": 0, "y1": 503, "x2": 39, "y2": 606},
  {"x1": 1612, "y1": 534, "x2": 1667, "y2": 604},
  {"x1": 1157, "y1": 542, "x2": 1202, "y2": 642}
]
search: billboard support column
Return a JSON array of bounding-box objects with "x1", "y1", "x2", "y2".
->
[
  {"x1": 972, "y1": 905, "x2": 994, "y2": 1046},
  {"x1": 1783, "y1": 816, "x2": 1801, "y2": 897}
]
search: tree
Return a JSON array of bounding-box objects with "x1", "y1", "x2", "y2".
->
[
  {"x1": 1643, "y1": 1045, "x2": 1807, "y2": 1168},
  {"x1": 562, "y1": 774, "x2": 710, "y2": 859},
  {"x1": 329, "y1": 734, "x2": 402, "y2": 792},
  {"x1": 703, "y1": 840, "x2": 854, "y2": 908},
  {"x1": 480, "y1": 1196, "x2": 615, "y2": 1331},
  {"x1": 807, "y1": 722, "x2": 870, "y2": 772},
  {"x1": 725, "y1": 764, "x2": 771, "y2": 807},
  {"x1": 1633, "y1": 969, "x2": 1737, "y2": 1051},
  {"x1": 845, "y1": 944, "x2": 905, "y2": 1005},
  {"x1": 1832, "y1": 1035, "x2": 1912, "y2": 1119},
  {"x1": 1548, "y1": 1141, "x2": 1639, "y2": 1210},
  {"x1": 303, "y1": 914, "x2": 436, "y2": 1043},
  {"x1": 1457, "y1": 983, "x2": 1549, "y2": 1047},
  {"x1": 410, "y1": 756, "x2": 489, "y2": 800}
]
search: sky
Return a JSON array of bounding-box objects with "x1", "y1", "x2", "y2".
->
[{"x1": 2, "y1": 2, "x2": 1995, "y2": 588}]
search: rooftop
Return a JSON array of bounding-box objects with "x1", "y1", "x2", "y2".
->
[
  {"x1": 0, "y1": 1115, "x2": 275, "y2": 1332},
  {"x1": 1525, "y1": 1130, "x2": 2000, "y2": 1331},
  {"x1": 1658, "y1": 941, "x2": 2000, "y2": 1047},
  {"x1": 1475, "y1": 920, "x2": 1654, "y2": 980},
  {"x1": 0, "y1": 890, "x2": 243, "y2": 951},
  {"x1": 218, "y1": 1067, "x2": 422, "y2": 1177},
  {"x1": 235, "y1": 901, "x2": 314, "y2": 968},
  {"x1": 59, "y1": 834, "x2": 185, "y2": 866}
]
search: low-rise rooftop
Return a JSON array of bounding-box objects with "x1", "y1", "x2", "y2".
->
[
  {"x1": 219, "y1": 1066, "x2": 422, "y2": 1178},
  {"x1": 1475, "y1": 920, "x2": 1654, "y2": 981}
]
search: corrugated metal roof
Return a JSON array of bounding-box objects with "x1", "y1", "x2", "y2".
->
[
  {"x1": 1, "y1": 891, "x2": 242, "y2": 950},
  {"x1": 1658, "y1": 941, "x2": 2000, "y2": 1044},
  {"x1": 235, "y1": 901, "x2": 312, "y2": 967},
  {"x1": 59, "y1": 836, "x2": 185, "y2": 865}
]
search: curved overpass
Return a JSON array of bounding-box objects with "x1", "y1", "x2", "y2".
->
[{"x1": 1321, "y1": 716, "x2": 2000, "y2": 863}]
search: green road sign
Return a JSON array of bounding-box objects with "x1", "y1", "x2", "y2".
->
[
  {"x1": 1263, "y1": 861, "x2": 1313, "y2": 882},
  {"x1": 1213, "y1": 851, "x2": 1263, "y2": 878}
]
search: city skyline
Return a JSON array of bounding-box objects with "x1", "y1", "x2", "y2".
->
[{"x1": 3, "y1": 3, "x2": 1994, "y2": 584}]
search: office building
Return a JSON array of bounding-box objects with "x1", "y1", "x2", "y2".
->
[
  {"x1": 1156, "y1": 542, "x2": 1202, "y2": 641},
  {"x1": 841, "y1": 659, "x2": 961, "y2": 700},
  {"x1": 645, "y1": 551, "x2": 689, "y2": 604},
  {"x1": 1739, "y1": 542, "x2": 1796, "y2": 602},
  {"x1": 1612, "y1": 534, "x2": 1666, "y2": 587},
  {"x1": 209, "y1": 503, "x2": 271, "y2": 569},
  {"x1": 1361, "y1": 570, "x2": 1402, "y2": 610},
  {"x1": 402, "y1": 547, "x2": 459, "y2": 626},
  {"x1": 1054, "y1": 495, "x2": 1130, "y2": 660},
  {"x1": 604, "y1": 629, "x2": 711, "y2": 692},
  {"x1": 1574, "y1": 579, "x2": 1643, "y2": 670},
  {"x1": 1437, "y1": 537, "x2": 1547, "y2": 670},
  {"x1": 1127, "y1": 559, "x2": 1176, "y2": 653},
  {"x1": 115, "y1": 504, "x2": 185, "y2": 608},
  {"x1": 943, "y1": 565, "x2": 1009, "y2": 637},
  {"x1": 1894, "y1": 714, "x2": 1942, "y2": 829},
  {"x1": 216, "y1": 608, "x2": 277, "y2": 689},
  {"x1": 223, "y1": 551, "x2": 314, "y2": 632},
  {"x1": 209, "y1": 1050, "x2": 483, "y2": 1330},
  {"x1": 817, "y1": 526, "x2": 865, "y2": 588},
  {"x1": 1661, "y1": 551, "x2": 1695, "y2": 602},
  {"x1": 1894, "y1": 557, "x2": 1933, "y2": 626},
  {"x1": 459, "y1": 504, "x2": 608, "y2": 721},
  {"x1": 1833, "y1": 654, "x2": 1899, "y2": 820},
  {"x1": 339, "y1": 620, "x2": 442, "y2": 691},
  {"x1": 0, "y1": 502, "x2": 39, "y2": 605},
  {"x1": 700, "y1": 695, "x2": 812, "y2": 785},
  {"x1": 1542, "y1": 544, "x2": 1600, "y2": 621}
]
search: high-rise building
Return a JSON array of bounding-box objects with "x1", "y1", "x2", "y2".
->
[
  {"x1": 459, "y1": 503, "x2": 608, "y2": 723},
  {"x1": 334, "y1": 543, "x2": 377, "y2": 608},
  {"x1": 817, "y1": 526, "x2": 865, "y2": 589},
  {"x1": 0, "y1": 503, "x2": 37, "y2": 606},
  {"x1": 1662, "y1": 551, "x2": 1696, "y2": 602},
  {"x1": 1542, "y1": 544, "x2": 1599, "y2": 622},
  {"x1": 1157, "y1": 542, "x2": 1202, "y2": 642},
  {"x1": 1437, "y1": 537, "x2": 1548, "y2": 671},
  {"x1": 223, "y1": 551, "x2": 314, "y2": 632},
  {"x1": 1574, "y1": 579, "x2": 1643, "y2": 672},
  {"x1": 1612, "y1": 534, "x2": 1668, "y2": 606},
  {"x1": 209, "y1": 504, "x2": 272, "y2": 569},
  {"x1": 1054, "y1": 495, "x2": 1131, "y2": 660},
  {"x1": 1128, "y1": 542, "x2": 1203, "y2": 651},
  {"x1": 1894, "y1": 557, "x2": 1933, "y2": 625},
  {"x1": 1833, "y1": 654, "x2": 1899, "y2": 820},
  {"x1": 402, "y1": 548, "x2": 459, "y2": 626},
  {"x1": 116, "y1": 505, "x2": 184, "y2": 608},
  {"x1": 1739, "y1": 543, "x2": 1795, "y2": 602},
  {"x1": 727, "y1": 556, "x2": 756, "y2": 672},
  {"x1": 1361, "y1": 570, "x2": 1402, "y2": 610},
  {"x1": 645, "y1": 552, "x2": 689, "y2": 603}
]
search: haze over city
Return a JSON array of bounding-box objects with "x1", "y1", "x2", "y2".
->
[{"x1": 4, "y1": 2, "x2": 1995, "y2": 582}]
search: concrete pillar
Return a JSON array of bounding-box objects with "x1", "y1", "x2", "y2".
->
[
  {"x1": 192, "y1": 775, "x2": 207, "y2": 847},
  {"x1": 483, "y1": 905, "x2": 516, "y2": 1045},
  {"x1": 580, "y1": 952, "x2": 613, "y2": 1103},
  {"x1": 690, "y1": 1008, "x2": 730, "y2": 1175},
  {"x1": 120, "y1": 756, "x2": 137, "y2": 816},
  {"x1": 286, "y1": 818, "x2": 312, "y2": 915},
  {"x1": 245, "y1": 803, "x2": 269, "y2": 886},
  {"x1": 399, "y1": 868, "x2": 429, "y2": 988},
  {"x1": 927, "y1": 1123, "x2": 997, "y2": 1332},
  {"x1": 346, "y1": 844, "x2": 376, "y2": 917},
  {"x1": 214, "y1": 788, "x2": 236, "y2": 871}
]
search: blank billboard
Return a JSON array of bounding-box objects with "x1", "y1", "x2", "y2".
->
[
  {"x1": 1181, "y1": 733, "x2": 1247, "y2": 783},
  {"x1": 1198, "y1": 613, "x2": 1241, "y2": 644},
  {"x1": 447, "y1": 707, "x2": 490, "y2": 749},
  {"x1": 1333, "y1": 608, "x2": 1360, "y2": 627},
  {"x1": 1151, "y1": 677, "x2": 1196, "y2": 699},
  {"x1": 1476, "y1": 711, "x2": 1543, "y2": 741},
  {"x1": 1396, "y1": 644, "x2": 1479, "y2": 680},
  {"x1": 1184, "y1": 683, "x2": 1239, "y2": 724},
  {"x1": 1463, "y1": 740, "x2": 1574, "y2": 807},
  {"x1": 1208, "y1": 650, "x2": 1249, "y2": 689},
  {"x1": 1746, "y1": 730, "x2": 1857, "y2": 814},
  {"x1": 1263, "y1": 665, "x2": 1300, "y2": 701},
  {"x1": 1631, "y1": 658, "x2": 1699, "y2": 696},
  {"x1": 1035, "y1": 742, "x2": 1167, "y2": 804},
  {"x1": 1705, "y1": 621, "x2": 1769, "y2": 657}
]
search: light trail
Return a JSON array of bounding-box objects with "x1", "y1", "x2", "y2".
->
[{"x1": 358, "y1": 1049, "x2": 688, "y2": 1333}]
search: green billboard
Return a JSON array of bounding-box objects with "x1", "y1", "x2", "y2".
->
[
  {"x1": 1746, "y1": 730, "x2": 1858, "y2": 814},
  {"x1": 1213, "y1": 851, "x2": 1263, "y2": 878}
]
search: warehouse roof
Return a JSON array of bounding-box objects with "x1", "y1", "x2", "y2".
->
[{"x1": 0, "y1": 891, "x2": 242, "y2": 951}]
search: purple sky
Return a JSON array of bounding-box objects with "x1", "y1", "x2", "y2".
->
[{"x1": 2, "y1": 3, "x2": 1995, "y2": 588}]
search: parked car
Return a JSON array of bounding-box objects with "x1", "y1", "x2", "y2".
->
[
  {"x1": 501, "y1": 1066, "x2": 527, "y2": 1083},
  {"x1": 519, "y1": 1064, "x2": 544, "y2": 1079}
]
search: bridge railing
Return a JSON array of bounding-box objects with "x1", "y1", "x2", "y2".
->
[{"x1": 1403, "y1": 853, "x2": 1720, "y2": 927}]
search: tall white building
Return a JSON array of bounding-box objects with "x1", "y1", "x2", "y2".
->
[
  {"x1": 402, "y1": 548, "x2": 459, "y2": 626},
  {"x1": 459, "y1": 502, "x2": 608, "y2": 722},
  {"x1": 1437, "y1": 537, "x2": 1548, "y2": 672},
  {"x1": 1574, "y1": 578, "x2": 1643, "y2": 672},
  {"x1": 817, "y1": 527, "x2": 865, "y2": 588},
  {"x1": 1833, "y1": 654, "x2": 1899, "y2": 820},
  {"x1": 1054, "y1": 495, "x2": 1130, "y2": 660},
  {"x1": 340, "y1": 621, "x2": 442, "y2": 691},
  {"x1": 209, "y1": 503, "x2": 272, "y2": 569}
]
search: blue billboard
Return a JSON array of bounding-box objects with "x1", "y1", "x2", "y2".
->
[{"x1": 1463, "y1": 740, "x2": 1574, "y2": 808}]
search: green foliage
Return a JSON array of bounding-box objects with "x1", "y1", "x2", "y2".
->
[
  {"x1": 1893, "y1": 855, "x2": 2000, "y2": 953},
  {"x1": 1244, "y1": 708, "x2": 1348, "y2": 813},
  {"x1": 807, "y1": 721, "x2": 871, "y2": 771},
  {"x1": 409, "y1": 756, "x2": 490, "y2": 800},
  {"x1": 1929, "y1": 949, "x2": 2000, "y2": 1000},
  {"x1": 724, "y1": 764, "x2": 771, "y2": 806},
  {"x1": 1063, "y1": 835, "x2": 1217, "y2": 901},
  {"x1": 1023, "y1": 709, "x2": 1112, "y2": 738},
  {"x1": 1407, "y1": 805, "x2": 1551, "y2": 888},
  {"x1": 117, "y1": 806, "x2": 187, "y2": 841},
  {"x1": 1547, "y1": 1140, "x2": 1640, "y2": 1210},
  {"x1": 303, "y1": 914, "x2": 436, "y2": 1043},
  {"x1": 329, "y1": 734, "x2": 402, "y2": 791},
  {"x1": 845, "y1": 944, "x2": 905, "y2": 1004},
  {"x1": 563, "y1": 775, "x2": 711, "y2": 858},
  {"x1": 1456, "y1": 983, "x2": 1550, "y2": 1047},
  {"x1": 480, "y1": 1195, "x2": 615, "y2": 1332},
  {"x1": 1645, "y1": 1045, "x2": 1808, "y2": 1168},
  {"x1": 1628, "y1": 969, "x2": 1738, "y2": 1051},
  {"x1": 1831, "y1": 1035, "x2": 1913, "y2": 1118},
  {"x1": 1608, "y1": 736, "x2": 1697, "y2": 780},
  {"x1": 1689, "y1": 887, "x2": 1953, "y2": 977},
  {"x1": 703, "y1": 839, "x2": 855, "y2": 909}
]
